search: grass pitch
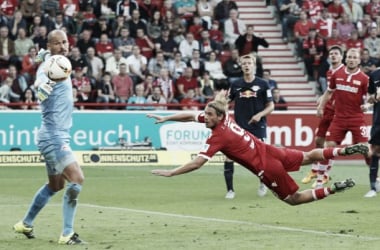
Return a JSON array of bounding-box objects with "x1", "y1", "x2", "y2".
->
[{"x1": 1, "y1": 163, "x2": 380, "y2": 250}]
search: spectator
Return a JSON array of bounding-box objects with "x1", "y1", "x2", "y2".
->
[
  {"x1": 262, "y1": 69, "x2": 278, "y2": 90},
  {"x1": 147, "y1": 51, "x2": 169, "y2": 78},
  {"x1": 20, "y1": 0, "x2": 42, "y2": 27},
  {"x1": 188, "y1": 15, "x2": 204, "y2": 41},
  {"x1": 154, "y1": 26, "x2": 178, "y2": 60},
  {"x1": 135, "y1": 28, "x2": 155, "y2": 59},
  {"x1": 179, "y1": 32, "x2": 200, "y2": 62},
  {"x1": 61, "y1": 0, "x2": 79, "y2": 20},
  {"x1": 172, "y1": 0, "x2": 197, "y2": 28},
  {"x1": 33, "y1": 25, "x2": 48, "y2": 50},
  {"x1": 96, "y1": 72, "x2": 116, "y2": 108},
  {"x1": 95, "y1": 33, "x2": 115, "y2": 61},
  {"x1": 116, "y1": 0, "x2": 139, "y2": 20},
  {"x1": 41, "y1": 0, "x2": 60, "y2": 16},
  {"x1": 85, "y1": 47, "x2": 104, "y2": 82},
  {"x1": 0, "y1": 26, "x2": 17, "y2": 69},
  {"x1": 180, "y1": 88, "x2": 200, "y2": 110},
  {"x1": 326, "y1": 27, "x2": 346, "y2": 51},
  {"x1": 93, "y1": 0, "x2": 115, "y2": 19},
  {"x1": 20, "y1": 87, "x2": 39, "y2": 110},
  {"x1": 175, "y1": 67, "x2": 202, "y2": 102},
  {"x1": 293, "y1": 10, "x2": 314, "y2": 60},
  {"x1": 301, "y1": 0, "x2": 324, "y2": 23},
  {"x1": 9, "y1": 64, "x2": 28, "y2": 102},
  {"x1": 360, "y1": 48, "x2": 378, "y2": 75},
  {"x1": 71, "y1": 67, "x2": 93, "y2": 103},
  {"x1": 199, "y1": 70, "x2": 215, "y2": 101},
  {"x1": 69, "y1": 47, "x2": 88, "y2": 75},
  {"x1": 357, "y1": 14, "x2": 376, "y2": 38},
  {"x1": 21, "y1": 46, "x2": 38, "y2": 84},
  {"x1": 302, "y1": 28, "x2": 325, "y2": 81},
  {"x1": 223, "y1": 48, "x2": 243, "y2": 86},
  {"x1": 147, "y1": 10, "x2": 163, "y2": 40},
  {"x1": 141, "y1": 74, "x2": 155, "y2": 96},
  {"x1": 214, "y1": 0, "x2": 238, "y2": 26},
  {"x1": 112, "y1": 15, "x2": 128, "y2": 38},
  {"x1": 72, "y1": 86, "x2": 85, "y2": 110},
  {"x1": 209, "y1": 20, "x2": 224, "y2": 47},
  {"x1": 345, "y1": 29, "x2": 364, "y2": 51},
  {"x1": 138, "y1": 0, "x2": 158, "y2": 23},
  {"x1": 28, "y1": 15, "x2": 42, "y2": 38},
  {"x1": 92, "y1": 16, "x2": 113, "y2": 40},
  {"x1": 342, "y1": 0, "x2": 363, "y2": 24},
  {"x1": 327, "y1": 0, "x2": 344, "y2": 22},
  {"x1": 146, "y1": 85, "x2": 167, "y2": 110},
  {"x1": 336, "y1": 14, "x2": 356, "y2": 41},
  {"x1": 199, "y1": 29, "x2": 221, "y2": 60},
  {"x1": 77, "y1": 29, "x2": 96, "y2": 55},
  {"x1": 224, "y1": 9, "x2": 246, "y2": 49},
  {"x1": 197, "y1": 0, "x2": 214, "y2": 29},
  {"x1": 315, "y1": 8, "x2": 334, "y2": 40},
  {"x1": 0, "y1": 76, "x2": 15, "y2": 106},
  {"x1": 9, "y1": 10, "x2": 27, "y2": 39},
  {"x1": 168, "y1": 51, "x2": 187, "y2": 80},
  {"x1": 234, "y1": 25, "x2": 269, "y2": 77},
  {"x1": 364, "y1": 27, "x2": 380, "y2": 59},
  {"x1": 273, "y1": 88, "x2": 288, "y2": 110},
  {"x1": 171, "y1": 17, "x2": 186, "y2": 44},
  {"x1": 127, "y1": 84, "x2": 147, "y2": 110},
  {"x1": 127, "y1": 9, "x2": 147, "y2": 38},
  {"x1": 105, "y1": 48, "x2": 128, "y2": 76},
  {"x1": 153, "y1": 68, "x2": 176, "y2": 104},
  {"x1": 187, "y1": 49, "x2": 205, "y2": 79},
  {"x1": 125, "y1": 45, "x2": 148, "y2": 84},
  {"x1": 280, "y1": 0, "x2": 302, "y2": 42},
  {"x1": 113, "y1": 26, "x2": 135, "y2": 58},
  {"x1": 112, "y1": 62, "x2": 134, "y2": 104},
  {"x1": 14, "y1": 27, "x2": 34, "y2": 62},
  {"x1": 204, "y1": 51, "x2": 228, "y2": 90}
]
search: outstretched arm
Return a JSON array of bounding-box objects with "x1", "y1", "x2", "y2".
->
[
  {"x1": 151, "y1": 156, "x2": 208, "y2": 177},
  {"x1": 146, "y1": 112, "x2": 197, "y2": 124}
]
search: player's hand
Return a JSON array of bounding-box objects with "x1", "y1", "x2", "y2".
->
[
  {"x1": 147, "y1": 114, "x2": 166, "y2": 124},
  {"x1": 151, "y1": 169, "x2": 172, "y2": 177},
  {"x1": 248, "y1": 114, "x2": 261, "y2": 124},
  {"x1": 37, "y1": 81, "x2": 54, "y2": 102},
  {"x1": 35, "y1": 49, "x2": 51, "y2": 63}
]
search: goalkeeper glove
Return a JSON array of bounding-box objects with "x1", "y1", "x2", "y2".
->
[
  {"x1": 37, "y1": 81, "x2": 55, "y2": 102},
  {"x1": 35, "y1": 49, "x2": 51, "y2": 63}
]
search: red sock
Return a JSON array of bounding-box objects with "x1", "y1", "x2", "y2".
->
[
  {"x1": 322, "y1": 148, "x2": 338, "y2": 159},
  {"x1": 312, "y1": 187, "x2": 332, "y2": 200}
]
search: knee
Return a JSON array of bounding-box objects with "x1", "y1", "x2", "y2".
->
[
  {"x1": 284, "y1": 193, "x2": 301, "y2": 206},
  {"x1": 65, "y1": 183, "x2": 82, "y2": 204}
]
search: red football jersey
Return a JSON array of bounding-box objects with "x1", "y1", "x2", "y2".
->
[
  {"x1": 328, "y1": 67, "x2": 368, "y2": 119},
  {"x1": 196, "y1": 113, "x2": 267, "y2": 174},
  {"x1": 324, "y1": 64, "x2": 345, "y2": 115}
]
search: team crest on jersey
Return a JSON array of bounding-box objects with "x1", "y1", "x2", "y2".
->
[
  {"x1": 353, "y1": 80, "x2": 361, "y2": 85},
  {"x1": 239, "y1": 90, "x2": 256, "y2": 98}
]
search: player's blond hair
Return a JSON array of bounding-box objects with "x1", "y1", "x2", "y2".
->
[
  {"x1": 206, "y1": 91, "x2": 228, "y2": 116},
  {"x1": 239, "y1": 54, "x2": 256, "y2": 64}
]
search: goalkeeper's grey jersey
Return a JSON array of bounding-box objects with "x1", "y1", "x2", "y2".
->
[{"x1": 36, "y1": 60, "x2": 73, "y2": 141}]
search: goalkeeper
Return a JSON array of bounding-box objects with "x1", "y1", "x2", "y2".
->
[{"x1": 13, "y1": 29, "x2": 85, "y2": 245}]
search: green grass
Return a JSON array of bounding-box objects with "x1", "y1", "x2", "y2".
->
[{"x1": 1, "y1": 163, "x2": 380, "y2": 250}]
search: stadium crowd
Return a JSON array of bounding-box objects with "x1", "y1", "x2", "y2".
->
[{"x1": 11, "y1": 0, "x2": 380, "y2": 109}]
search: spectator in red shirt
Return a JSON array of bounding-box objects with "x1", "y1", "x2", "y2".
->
[
  {"x1": 175, "y1": 67, "x2": 201, "y2": 102},
  {"x1": 345, "y1": 29, "x2": 364, "y2": 51},
  {"x1": 315, "y1": 9, "x2": 333, "y2": 40},
  {"x1": 180, "y1": 88, "x2": 200, "y2": 110},
  {"x1": 302, "y1": 0, "x2": 324, "y2": 23},
  {"x1": 112, "y1": 62, "x2": 135, "y2": 104},
  {"x1": 302, "y1": 28, "x2": 325, "y2": 80},
  {"x1": 209, "y1": 20, "x2": 224, "y2": 46},
  {"x1": 71, "y1": 67, "x2": 93, "y2": 103},
  {"x1": 21, "y1": 46, "x2": 38, "y2": 84},
  {"x1": 327, "y1": 0, "x2": 344, "y2": 22},
  {"x1": 95, "y1": 33, "x2": 114, "y2": 61},
  {"x1": 326, "y1": 27, "x2": 346, "y2": 51},
  {"x1": 135, "y1": 28, "x2": 155, "y2": 59},
  {"x1": 294, "y1": 10, "x2": 314, "y2": 60},
  {"x1": 188, "y1": 15, "x2": 204, "y2": 41}
]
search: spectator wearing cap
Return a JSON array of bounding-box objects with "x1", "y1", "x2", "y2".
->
[{"x1": 154, "y1": 26, "x2": 178, "y2": 60}]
